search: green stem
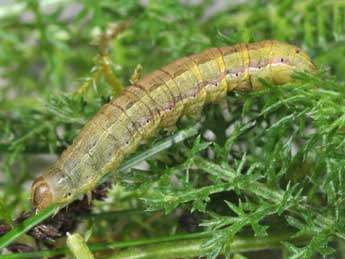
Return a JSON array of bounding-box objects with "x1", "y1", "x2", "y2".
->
[
  {"x1": 194, "y1": 157, "x2": 344, "y2": 239},
  {"x1": 0, "y1": 231, "x2": 309, "y2": 259},
  {"x1": 0, "y1": 232, "x2": 208, "y2": 259},
  {"x1": 0, "y1": 205, "x2": 57, "y2": 251},
  {"x1": 118, "y1": 125, "x2": 199, "y2": 172},
  {"x1": 81, "y1": 209, "x2": 153, "y2": 219},
  {"x1": 105, "y1": 232, "x2": 308, "y2": 259},
  {"x1": 66, "y1": 233, "x2": 94, "y2": 259}
]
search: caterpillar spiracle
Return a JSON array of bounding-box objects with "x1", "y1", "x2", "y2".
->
[{"x1": 31, "y1": 40, "x2": 316, "y2": 210}]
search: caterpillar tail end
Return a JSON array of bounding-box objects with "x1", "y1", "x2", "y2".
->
[{"x1": 31, "y1": 176, "x2": 53, "y2": 211}]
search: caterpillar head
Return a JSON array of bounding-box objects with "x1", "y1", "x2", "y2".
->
[
  {"x1": 31, "y1": 176, "x2": 53, "y2": 211},
  {"x1": 31, "y1": 167, "x2": 75, "y2": 210}
]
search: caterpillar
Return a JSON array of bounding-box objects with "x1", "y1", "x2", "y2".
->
[{"x1": 31, "y1": 40, "x2": 316, "y2": 210}]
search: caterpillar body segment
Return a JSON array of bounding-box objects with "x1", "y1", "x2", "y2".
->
[
  {"x1": 31, "y1": 40, "x2": 316, "y2": 210},
  {"x1": 189, "y1": 48, "x2": 227, "y2": 103}
]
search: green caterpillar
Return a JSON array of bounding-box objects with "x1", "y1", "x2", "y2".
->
[{"x1": 31, "y1": 40, "x2": 316, "y2": 210}]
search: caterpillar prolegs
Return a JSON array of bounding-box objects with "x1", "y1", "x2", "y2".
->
[{"x1": 31, "y1": 40, "x2": 316, "y2": 210}]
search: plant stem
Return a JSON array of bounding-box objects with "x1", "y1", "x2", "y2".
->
[
  {"x1": 0, "y1": 232, "x2": 208, "y2": 259},
  {"x1": 0, "y1": 231, "x2": 309, "y2": 259},
  {"x1": 194, "y1": 157, "x2": 344, "y2": 239},
  {"x1": 81, "y1": 209, "x2": 154, "y2": 219},
  {"x1": 105, "y1": 232, "x2": 308, "y2": 259},
  {"x1": 66, "y1": 233, "x2": 94, "y2": 259},
  {"x1": 0, "y1": 205, "x2": 57, "y2": 251},
  {"x1": 118, "y1": 124, "x2": 200, "y2": 172}
]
